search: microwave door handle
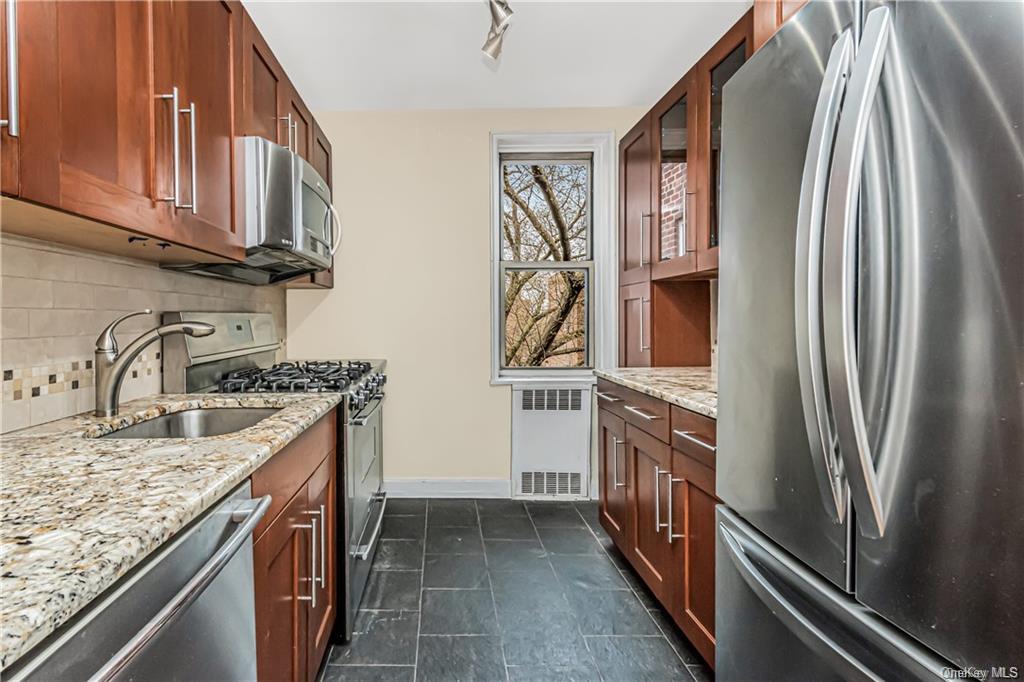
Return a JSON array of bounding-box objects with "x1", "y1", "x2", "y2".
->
[{"x1": 328, "y1": 205, "x2": 342, "y2": 256}]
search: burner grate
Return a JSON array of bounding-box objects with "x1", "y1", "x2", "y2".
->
[{"x1": 217, "y1": 361, "x2": 369, "y2": 394}]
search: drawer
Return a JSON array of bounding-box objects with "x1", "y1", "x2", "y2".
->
[
  {"x1": 670, "y1": 404, "x2": 716, "y2": 470},
  {"x1": 596, "y1": 378, "x2": 670, "y2": 441}
]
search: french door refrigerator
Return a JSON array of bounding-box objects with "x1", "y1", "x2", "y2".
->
[{"x1": 716, "y1": 0, "x2": 1023, "y2": 679}]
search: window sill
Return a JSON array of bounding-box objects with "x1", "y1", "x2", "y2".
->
[{"x1": 491, "y1": 371, "x2": 597, "y2": 387}]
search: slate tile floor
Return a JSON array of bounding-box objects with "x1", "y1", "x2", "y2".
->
[{"x1": 322, "y1": 499, "x2": 712, "y2": 682}]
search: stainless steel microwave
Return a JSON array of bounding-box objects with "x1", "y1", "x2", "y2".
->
[{"x1": 165, "y1": 137, "x2": 338, "y2": 285}]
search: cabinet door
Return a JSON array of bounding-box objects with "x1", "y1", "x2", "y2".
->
[
  {"x1": 240, "y1": 12, "x2": 286, "y2": 144},
  {"x1": 619, "y1": 281, "x2": 651, "y2": 367},
  {"x1": 306, "y1": 455, "x2": 337, "y2": 675},
  {"x1": 619, "y1": 115, "x2": 653, "y2": 285},
  {"x1": 695, "y1": 10, "x2": 753, "y2": 273},
  {"x1": 650, "y1": 69, "x2": 700, "y2": 280},
  {"x1": 0, "y1": 0, "x2": 18, "y2": 196},
  {"x1": 598, "y1": 408, "x2": 629, "y2": 548},
  {"x1": 280, "y1": 83, "x2": 311, "y2": 159},
  {"x1": 254, "y1": 486, "x2": 311, "y2": 682},
  {"x1": 626, "y1": 424, "x2": 673, "y2": 602},
  {"x1": 670, "y1": 448, "x2": 718, "y2": 667}
]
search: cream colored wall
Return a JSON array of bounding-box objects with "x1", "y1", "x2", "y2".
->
[{"x1": 287, "y1": 108, "x2": 643, "y2": 484}]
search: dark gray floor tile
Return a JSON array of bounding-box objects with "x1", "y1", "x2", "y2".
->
[
  {"x1": 550, "y1": 554, "x2": 627, "y2": 590},
  {"x1": 384, "y1": 498, "x2": 427, "y2": 516},
  {"x1": 416, "y1": 635, "x2": 506, "y2": 682},
  {"x1": 373, "y1": 540, "x2": 424, "y2": 571},
  {"x1": 506, "y1": 662, "x2": 601, "y2": 682},
  {"x1": 491, "y1": 567, "x2": 570, "y2": 614},
  {"x1": 526, "y1": 502, "x2": 585, "y2": 528},
  {"x1": 428, "y1": 499, "x2": 479, "y2": 527},
  {"x1": 420, "y1": 588, "x2": 498, "y2": 635},
  {"x1": 497, "y1": 609, "x2": 591, "y2": 666},
  {"x1": 620, "y1": 567, "x2": 658, "y2": 608},
  {"x1": 648, "y1": 608, "x2": 704, "y2": 666},
  {"x1": 476, "y1": 499, "x2": 528, "y2": 517},
  {"x1": 573, "y1": 500, "x2": 600, "y2": 525},
  {"x1": 381, "y1": 515, "x2": 425, "y2": 540},
  {"x1": 483, "y1": 539, "x2": 547, "y2": 570},
  {"x1": 425, "y1": 526, "x2": 484, "y2": 554},
  {"x1": 566, "y1": 588, "x2": 660, "y2": 635},
  {"x1": 585, "y1": 636, "x2": 690, "y2": 680},
  {"x1": 322, "y1": 665, "x2": 415, "y2": 682},
  {"x1": 361, "y1": 571, "x2": 422, "y2": 610},
  {"x1": 536, "y1": 526, "x2": 603, "y2": 555},
  {"x1": 687, "y1": 663, "x2": 713, "y2": 682},
  {"x1": 329, "y1": 611, "x2": 418, "y2": 665},
  {"x1": 423, "y1": 553, "x2": 490, "y2": 588},
  {"x1": 604, "y1": 544, "x2": 632, "y2": 570},
  {"x1": 481, "y1": 515, "x2": 538, "y2": 540}
]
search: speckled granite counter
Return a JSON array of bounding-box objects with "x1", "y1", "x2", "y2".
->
[
  {"x1": 0, "y1": 392, "x2": 342, "y2": 670},
  {"x1": 595, "y1": 367, "x2": 717, "y2": 418}
]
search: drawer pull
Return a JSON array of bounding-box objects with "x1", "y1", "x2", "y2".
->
[
  {"x1": 595, "y1": 390, "x2": 622, "y2": 403},
  {"x1": 625, "y1": 405, "x2": 662, "y2": 421},
  {"x1": 673, "y1": 429, "x2": 716, "y2": 452}
]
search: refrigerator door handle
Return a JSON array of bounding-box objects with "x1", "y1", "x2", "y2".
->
[
  {"x1": 821, "y1": 6, "x2": 894, "y2": 539},
  {"x1": 793, "y1": 29, "x2": 854, "y2": 524},
  {"x1": 719, "y1": 520, "x2": 877, "y2": 679}
]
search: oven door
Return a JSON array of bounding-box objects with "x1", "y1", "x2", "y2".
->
[{"x1": 345, "y1": 394, "x2": 385, "y2": 633}]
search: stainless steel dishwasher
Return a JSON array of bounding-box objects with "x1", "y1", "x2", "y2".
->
[{"x1": 7, "y1": 482, "x2": 270, "y2": 681}]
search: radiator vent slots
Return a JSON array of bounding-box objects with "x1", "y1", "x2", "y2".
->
[
  {"x1": 521, "y1": 471, "x2": 583, "y2": 496},
  {"x1": 521, "y1": 388, "x2": 583, "y2": 411}
]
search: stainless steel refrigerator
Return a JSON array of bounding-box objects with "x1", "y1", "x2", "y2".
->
[{"x1": 716, "y1": 0, "x2": 1024, "y2": 678}]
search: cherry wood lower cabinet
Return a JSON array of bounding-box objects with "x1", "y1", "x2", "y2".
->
[
  {"x1": 597, "y1": 379, "x2": 719, "y2": 668},
  {"x1": 252, "y1": 413, "x2": 337, "y2": 682}
]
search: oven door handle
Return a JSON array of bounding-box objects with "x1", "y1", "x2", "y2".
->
[
  {"x1": 351, "y1": 493, "x2": 387, "y2": 561},
  {"x1": 351, "y1": 394, "x2": 384, "y2": 426}
]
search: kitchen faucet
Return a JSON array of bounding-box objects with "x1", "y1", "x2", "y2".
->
[{"x1": 94, "y1": 309, "x2": 216, "y2": 417}]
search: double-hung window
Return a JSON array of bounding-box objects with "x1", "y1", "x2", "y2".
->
[{"x1": 497, "y1": 153, "x2": 594, "y2": 377}]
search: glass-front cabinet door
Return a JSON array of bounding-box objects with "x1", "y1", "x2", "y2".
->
[
  {"x1": 651, "y1": 69, "x2": 699, "y2": 280},
  {"x1": 696, "y1": 11, "x2": 752, "y2": 273}
]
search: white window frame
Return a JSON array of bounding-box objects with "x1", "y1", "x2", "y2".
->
[{"x1": 490, "y1": 132, "x2": 617, "y2": 385}]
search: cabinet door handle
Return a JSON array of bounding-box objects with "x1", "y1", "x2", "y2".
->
[
  {"x1": 639, "y1": 297, "x2": 651, "y2": 352},
  {"x1": 1, "y1": 0, "x2": 19, "y2": 136},
  {"x1": 612, "y1": 437, "x2": 626, "y2": 489},
  {"x1": 673, "y1": 429, "x2": 717, "y2": 453},
  {"x1": 295, "y1": 521, "x2": 317, "y2": 608},
  {"x1": 305, "y1": 504, "x2": 326, "y2": 588},
  {"x1": 178, "y1": 101, "x2": 197, "y2": 214},
  {"x1": 280, "y1": 113, "x2": 293, "y2": 151},
  {"x1": 624, "y1": 404, "x2": 661, "y2": 421},
  {"x1": 291, "y1": 120, "x2": 298, "y2": 152},
  {"x1": 639, "y1": 213, "x2": 651, "y2": 266},
  {"x1": 595, "y1": 390, "x2": 622, "y2": 403},
  {"x1": 662, "y1": 471, "x2": 685, "y2": 544},
  {"x1": 654, "y1": 465, "x2": 668, "y2": 533},
  {"x1": 156, "y1": 86, "x2": 181, "y2": 205}
]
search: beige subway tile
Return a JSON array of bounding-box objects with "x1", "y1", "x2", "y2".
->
[
  {"x1": 2, "y1": 277, "x2": 54, "y2": 309},
  {"x1": 1, "y1": 399, "x2": 31, "y2": 433},
  {"x1": 0, "y1": 243, "x2": 78, "y2": 281},
  {"x1": 50, "y1": 335, "x2": 94, "y2": 363},
  {"x1": 29, "y1": 391, "x2": 76, "y2": 426},
  {"x1": 52, "y1": 281, "x2": 96, "y2": 309},
  {"x1": 29, "y1": 309, "x2": 99, "y2": 337},
  {"x1": 2, "y1": 338, "x2": 55, "y2": 368},
  {"x1": 2, "y1": 309, "x2": 29, "y2": 338}
]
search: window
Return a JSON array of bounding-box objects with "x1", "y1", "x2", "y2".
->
[
  {"x1": 491, "y1": 132, "x2": 616, "y2": 383},
  {"x1": 498, "y1": 154, "x2": 593, "y2": 373}
]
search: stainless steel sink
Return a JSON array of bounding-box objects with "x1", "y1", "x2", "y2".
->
[{"x1": 98, "y1": 407, "x2": 281, "y2": 439}]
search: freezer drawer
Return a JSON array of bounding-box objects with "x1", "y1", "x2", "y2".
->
[{"x1": 716, "y1": 507, "x2": 950, "y2": 681}]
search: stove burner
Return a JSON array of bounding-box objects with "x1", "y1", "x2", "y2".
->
[{"x1": 217, "y1": 360, "x2": 373, "y2": 394}]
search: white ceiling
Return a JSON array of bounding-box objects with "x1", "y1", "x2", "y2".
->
[{"x1": 242, "y1": 1, "x2": 752, "y2": 111}]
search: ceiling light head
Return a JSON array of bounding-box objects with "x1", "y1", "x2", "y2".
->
[
  {"x1": 482, "y1": 0, "x2": 512, "y2": 61},
  {"x1": 482, "y1": 28, "x2": 506, "y2": 61}
]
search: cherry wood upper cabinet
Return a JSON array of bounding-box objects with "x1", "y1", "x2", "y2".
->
[
  {"x1": 694, "y1": 10, "x2": 753, "y2": 274},
  {"x1": 619, "y1": 116, "x2": 653, "y2": 286},
  {"x1": 650, "y1": 69, "x2": 701, "y2": 281},
  {"x1": 0, "y1": 0, "x2": 19, "y2": 197},
  {"x1": 280, "y1": 82, "x2": 312, "y2": 160},
  {"x1": 753, "y1": 0, "x2": 809, "y2": 51},
  {"x1": 240, "y1": 12, "x2": 287, "y2": 146}
]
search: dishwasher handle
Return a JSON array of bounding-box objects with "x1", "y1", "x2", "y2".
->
[{"x1": 91, "y1": 494, "x2": 271, "y2": 682}]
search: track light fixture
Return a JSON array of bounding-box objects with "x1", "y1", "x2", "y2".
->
[{"x1": 482, "y1": 0, "x2": 513, "y2": 61}]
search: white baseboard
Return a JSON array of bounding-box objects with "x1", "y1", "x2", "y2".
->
[{"x1": 384, "y1": 478, "x2": 512, "y2": 498}]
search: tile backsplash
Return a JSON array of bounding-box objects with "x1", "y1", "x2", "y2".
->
[{"x1": 1, "y1": 234, "x2": 286, "y2": 433}]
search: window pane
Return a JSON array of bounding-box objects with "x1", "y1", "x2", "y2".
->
[
  {"x1": 504, "y1": 269, "x2": 588, "y2": 368},
  {"x1": 501, "y1": 161, "x2": 590, "y2": 262},
  {"x1": 710, "y1": 44, "x2": 746, "y2": 249},
  {"x1": 659, "y1": 96, "x2": 687, "y2": 261}
]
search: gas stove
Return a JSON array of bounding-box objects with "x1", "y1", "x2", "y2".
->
[{"x1": 217, "y1": 360, "x2": 385, "y2": 411}]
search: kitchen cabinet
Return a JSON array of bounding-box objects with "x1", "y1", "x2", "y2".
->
[
  {"x1": 240, "y1": 11, "x2": 287, "y2": 147},
  {"x1": 694, "y1": 10, "x2": 753, "y2": 273},
  {"x1": 280, "y1": 82, "x2": 312, "y2": 160},
  {"x1": 618, "y1": 116, "x2": 653, "y2": 286},
  {"x1": 619, "y1": 281, "x2": 652, "y2": 367},
  {"x1": 753, "y1": 0, "x2": 809, "y2": 51},
  {"x1": 619, "y1": 280, "x2": 713, "y2": 368},
  {"x1": 252, "y1": 413, "x2": 337, "y2": 682},
  {"x1": 0, "y1": 0, "x2": 18, "y2": 197},
  {"x1": 596, "y1": 378, "x2": 717, "y2": 667}
]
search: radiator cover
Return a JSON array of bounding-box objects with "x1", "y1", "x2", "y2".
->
[{"x1": 511, "y1": 384, "x2": 592, "y2": 500}]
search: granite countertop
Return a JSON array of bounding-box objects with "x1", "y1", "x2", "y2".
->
[
  {"x1": 595, "y1": 367, "x2": 717, "y2": 418},
  {"x1": 0, "y1": 392, "x2": 342, "y2": 671}
]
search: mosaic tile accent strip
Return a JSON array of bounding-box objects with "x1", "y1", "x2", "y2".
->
[{"x1": 1, "y1": 354, "x2": 160, "y2": 403}]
